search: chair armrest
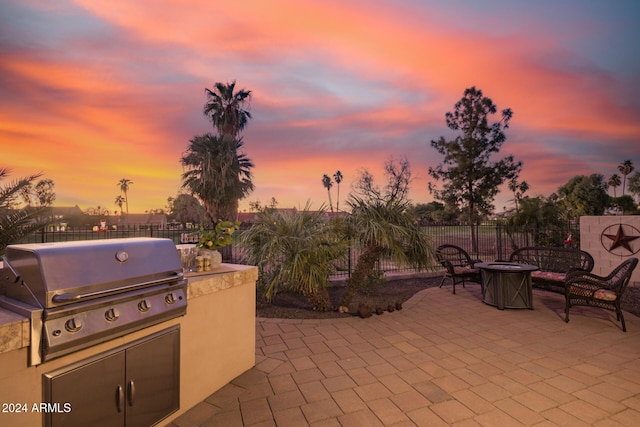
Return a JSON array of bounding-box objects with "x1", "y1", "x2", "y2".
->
[
  {"x1": 565, "y1": 267, "x2": 591, "y2": 280},
  {"x1": 565, "y1": 271, "x2": 616, "y2": 291},
  {"x1": 439, "y1": 260, "x2": 455, "y2": 273}
]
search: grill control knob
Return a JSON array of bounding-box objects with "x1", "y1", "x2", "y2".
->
[
  {"x1": 137, "y1": 299, "x2": 151, "y2": 313},
  {"x1": 105, "y1": 308, "x2": 120, "y2": 322},
  {"x1": 64, "y1": 318, "x2": 82, "y2": 333},
  {"x1": 165, "y1": 292, "x2": 178, "y2": 305}
]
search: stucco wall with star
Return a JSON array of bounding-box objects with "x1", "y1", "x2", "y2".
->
[{"x1": 580, "y1": 216, "x2": 640, "y2": 286}]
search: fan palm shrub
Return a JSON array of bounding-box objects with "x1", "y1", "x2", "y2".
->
[
  {"x1": 338, "y1": 195, "x2": 434, "y2": 307},
  {"x1": 239, "y1": 205, "x2": 347, "y2": 311},
  {"x1": 0, "y1": 168, "x2": 52, "y2": 255}
]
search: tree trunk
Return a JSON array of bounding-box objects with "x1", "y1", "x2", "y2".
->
[
  {"x1": 305, "y1": 287, "x2": 332, "y2": 312},
  {"x1": 339, "y1": 244, "x2": 383, "y2": 307}
]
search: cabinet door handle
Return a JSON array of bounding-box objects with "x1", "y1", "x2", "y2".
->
[
  {"x1": 127, "y1": 380, "x2": 136, "y2": 406},
  {"x1": 116, "y1": 385, "x2": 124, "y2": 413}
]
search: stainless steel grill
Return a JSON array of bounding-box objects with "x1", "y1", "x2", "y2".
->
[{"x1": 0, "y1": 238, "x2": 187, "y2": 365}]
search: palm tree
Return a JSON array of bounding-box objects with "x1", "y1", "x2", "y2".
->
[
  {"x1": 608, "y1": 174, "x2": 621, "y2": 197},
  {"x1": 618, "y1": 160, "x2": 635, "y2": 196},
  {"x1": 508, "y1": 178, "x2": 529, "y2": 213},
  {"x1": 0, "y1": 167, "x2": 52, "y2": 255},
  {"x1": 333, "y1": 170, "x2": 343, "y2": 212},
  {"x1": 203, "y1": 81, "x2": 252, "y2": 138},
  {"x1": 239, "y1": 204, "x2": 347, "y2": 311},
  {"x1": 338, "y1": 195, "x2": 434, "y2": 307},
  {"x1": 181, "y1": 134, "x2": 254, "y2": 223},
  {"x1": 117, "y1": 178, "x2": 133, "y2": 215},
  {"x1": 322, "y1": 174, "x2": 333, "y2": 212},
  {"x1": 114, "y1": 195, "x2": 126, "y2": 217}
]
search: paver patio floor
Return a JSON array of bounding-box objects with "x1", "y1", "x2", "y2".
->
[{"x1": 170, "y1": 284, "x2": 640, "y2": 426}]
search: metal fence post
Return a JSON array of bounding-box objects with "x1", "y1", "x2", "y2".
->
[
  {"x1": 347, "y1": 244, "x2": 352, "y2": 278},
  {"x1": 496, "y1": 222, "x2": 504, "y2": 261}
]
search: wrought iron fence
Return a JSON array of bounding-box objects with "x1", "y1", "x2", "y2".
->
[{"x1": 20, "y1": 222, "x2": 579, "y2": 278}]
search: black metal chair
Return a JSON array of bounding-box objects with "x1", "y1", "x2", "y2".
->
[
  {"x1": 564, "y1": 258, "x2": 638, "y2": 332},
  {"x1": 435, "y1": 244, "x2": 482, "y2": 294}
]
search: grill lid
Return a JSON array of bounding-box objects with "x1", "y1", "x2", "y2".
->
[{"x1": 1, "y1": 238, "x2": 183, "y2": 308}]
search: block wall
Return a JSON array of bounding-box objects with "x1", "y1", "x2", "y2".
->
[{"x1": 580, "y1": 216, "x2": 640, "y2": 287}]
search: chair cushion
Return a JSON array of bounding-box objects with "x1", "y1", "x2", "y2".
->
[
  {"x1": 453, "y1": 266, "x2": 479, "y2": 274},
  {"x1": 593, "y1": 289, "x2": 617, "y2": 301},
  {"x1": 531, "y1": 271, "x2": 566, "y2": 282}
]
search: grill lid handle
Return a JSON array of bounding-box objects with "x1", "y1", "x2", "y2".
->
[
  {"x1": 1, "y1": 256, "x2": 20, "y2": 283},
  {"x1": 52, "y1": 273, "x2": 185, "y2": 304}
]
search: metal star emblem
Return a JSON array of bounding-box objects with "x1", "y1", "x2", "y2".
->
[{"x1": 603, "y1": 225, "x2": 640, "y2": 253}]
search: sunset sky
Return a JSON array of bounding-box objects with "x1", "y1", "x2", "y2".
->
[{"x1": 2, "y1": 0, "x2": 639, "y2": 216}]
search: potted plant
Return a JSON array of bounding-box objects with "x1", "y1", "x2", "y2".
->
[{"x1": 195, "y1": 221, "x2": 240, "y2": 270}]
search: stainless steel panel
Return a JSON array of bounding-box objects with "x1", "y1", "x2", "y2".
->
[
  {"x1": 43, "y1": 326, "x2": 180, "y2": 427},
  {"x1": 43, "y1": 350, "x2": 126, "y2": 427},
  {"x1": 42, "y1": 284, "x2": 186, "y2": 363},
  {"x1": 125, "y1": 327, "x2": 180, "y2": 426},
  {"x1": 2, "y1": 238, "x2": 183, "y2": 308}
]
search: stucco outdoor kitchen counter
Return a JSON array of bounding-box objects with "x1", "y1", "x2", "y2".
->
[
  {"x1": 0, "y1": 308, "x2": 30, "y2": 354},
  {"x1": 0, "y1": 263, "x2": 256, "y2": 354},
  {"x1": 0, "y1": 262, "x2": 257, "y2": 427}
]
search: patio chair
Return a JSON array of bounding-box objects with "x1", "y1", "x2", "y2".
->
[
  {"x1": 435, "y1": 244, "x2": 482, "y2": 294},
  {"x1": 564, "y1": 257, "x2": 638, "y2": 332}
]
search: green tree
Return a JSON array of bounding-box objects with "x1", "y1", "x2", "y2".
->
[
  {"x1": 333, "y1": 170, "x2": 343, "y2": 212},
  {"x1": 609, "y1": 195, "x2": 636, "y2": 214},
  {"x1": 618, "y1": 160, "x2": 635, "y2": 196},
  {"x1": 556, "y1": 174, "x2": 609, "y2": 219},
  {"x1": 608, "y1": 174, "x2": 621, "y2": 197},
  {"x1": 506, "y1": 196, "x2": 564, "y2": 247},
  {"x1": 0, "y1": 168, "x2": 52, "y2": 255},
  {"x1": 117, "y1": 178, "x2": 133, "y2": 215},
  {"x1": 203, "y1": 80, "x2": 252, "y2": 138},
  {"x1": 508, "y1": 178, "x2": 528, "y2": 213},
  {"x1": 239, "y1": 204, "x2": 347, "y2": 311},
  {"x1": 338, "y1": 162, "x2": 434, "y2": 308},
  {"x1": 413, "y1": 201, "x2": 458, "y2": 225},
  {"x1": 170, "y1": 194, "x2": 203, "y2": 225},
  {"x1": 322, "y1": 174, "x2": 333, "y2": 212},
  {"x1": 628, "y1": 171, "x2": 640, "y2": 203},
  {"x1": 429, "y1": 87, "x2": 521, "y2": 253},
  {"x1": 181, "y1": 134, "x2": 254, "y2": 223}
]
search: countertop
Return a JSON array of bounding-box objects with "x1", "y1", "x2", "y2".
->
[{"x1": 0, "y1": 263, "x2": 257, "y2": 355}]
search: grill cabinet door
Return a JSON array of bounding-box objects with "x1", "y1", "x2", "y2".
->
[
  {"x1": 44, "y1": 351, "x2": 126, "y2": 427},
  {"x1": 43, "y1": 326, "x2": 180, "y2": 427},
  {"x1": 125, "y1": 327, "x2": 180, "y2": 426}
]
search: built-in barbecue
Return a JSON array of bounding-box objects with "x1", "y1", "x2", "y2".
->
[{"x1": 0, "y1": 238, "x2": 187, "y2": 366}]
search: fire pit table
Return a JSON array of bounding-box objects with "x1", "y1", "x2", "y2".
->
[{"x1": 476, "y1": 262, "x2": 538, "y2": 309}]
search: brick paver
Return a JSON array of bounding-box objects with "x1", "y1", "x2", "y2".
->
[{"x1": 170, "y1": 285, "x2": 640, "y2": 426}]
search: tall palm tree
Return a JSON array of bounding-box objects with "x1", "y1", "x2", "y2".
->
[
  {"x1": 203, "y1": 81, "x2": 252, "y2": 138},
  {"x1": 608, "y1": 174, "x2": 621, "y2": 197},
  {"x1": 0, "y1": 167, "x2": 51, "y2": 255},
  {"x1": 181, "y1": 134, "x2": 254, "y2": 223},
  {"x1": 508, "y1": 178, "x2": 529, "y2": 213},
  {"x1": 333, "y1": 170, "x2": 343, "y2": 212},
  {"x1": 114, "y1": 195, "x2": 126, "y2": 217},
  {"x1": 338, "y1": 195, "x2": 434, "y2": 307},
  {"x1": 322, "y1": 174, "x2": 333, "y2": 212},
  {"x1": 618, "y1": 160, "x2": 634, "y2": 196},
  {"x1": 117, "y1": 178, "x2": 133, "y2": 215}
]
